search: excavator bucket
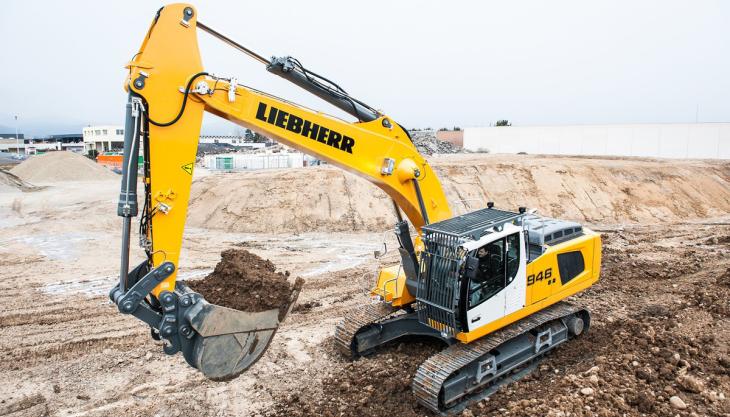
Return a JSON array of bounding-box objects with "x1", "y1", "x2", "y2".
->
[
  {"x1": 179, "y1": 280, "x2": 303, "y2": 380},
  {"x1": 187, "y1": 303, "x2": 279, "y2": 380},
  {"x1": 110, "y1": 260, "x2": 303, "y2": 381}
]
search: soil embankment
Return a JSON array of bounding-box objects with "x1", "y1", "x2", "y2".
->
[
  {"x1": 189, "y1": 154, "x2": 730, "y2": 233},
  {"x1": 0, "y1": 169, "x2": 42, "y2": 192}
]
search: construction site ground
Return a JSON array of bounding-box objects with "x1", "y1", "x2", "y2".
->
[{"x1": 0, "y1": 153, "x2": 728, "y2": 417}]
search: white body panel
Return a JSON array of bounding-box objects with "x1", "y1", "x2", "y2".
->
[{"x1": 461, "y1": 223, "x2": 527, "y2": 332}]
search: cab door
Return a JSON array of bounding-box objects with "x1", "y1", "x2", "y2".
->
[
  {"x1": 465, "y1": 237, "x2": 508, "y2": 331},
  {"x1": 463, "y1": 225, "x2": 526, "y2": 332},
  {"x1": 503, "y1": 232, "x2": 527, "y2": 315}
]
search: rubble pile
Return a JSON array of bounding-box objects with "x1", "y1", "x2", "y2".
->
[{"x1": 409, "y1": 130, "x2": 463, "y2": 155}]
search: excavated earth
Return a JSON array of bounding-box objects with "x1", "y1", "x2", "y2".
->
[
  {"x1": 187, "y1": 248, "x2": 302, "y2": 314},
  {"x1": 0, "y1": 154, "x2": 728, "y2": 417},
  {"x1": 188, "y1": 154, "x2": 730, "y2": 233}
]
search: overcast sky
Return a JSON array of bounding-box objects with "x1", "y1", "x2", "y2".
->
[{"x1": 1, "y1": 0, "x2": 728, "y2": 136}]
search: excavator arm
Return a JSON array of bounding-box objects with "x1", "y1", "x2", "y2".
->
[{"x1": 110, "y1": 3, "x2": 451, "y2": 380}]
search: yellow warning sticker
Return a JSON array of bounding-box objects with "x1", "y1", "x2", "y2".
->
[{"x1": 181, "y1": 163, "x2": 194, "y2": 175}]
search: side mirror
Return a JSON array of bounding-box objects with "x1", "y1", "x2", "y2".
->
[{"x1": 464, "y1": 255, "x2": 480, "y2": 280}]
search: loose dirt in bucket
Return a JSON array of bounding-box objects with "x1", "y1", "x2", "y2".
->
[{"x1": 187, "y1": 249, "x2": 303, "y2": 314}]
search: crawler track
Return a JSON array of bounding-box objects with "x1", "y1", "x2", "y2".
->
[
  {"x1": 334, "y1": 302, "x2": 396, "y2": 357},
  {"x1": 412, "y1": 302, "x2": 586, "y2": 413}
]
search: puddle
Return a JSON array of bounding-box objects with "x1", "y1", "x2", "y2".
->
[
  {"x1": 43, "y1": 276, "x2": 115, "y2": 297},
  {"x1": 0, "y1": 232, "x2": 98, "y2": 261},
  {"x1": 185, "y1": 228, "x2": 383, "y2": 278},
  {"x1": 42, "y1": 268, "x2": 214, "y2": 298},
  {"x1": 41, "y1": 230, "x2": 383, "y2": 298}
]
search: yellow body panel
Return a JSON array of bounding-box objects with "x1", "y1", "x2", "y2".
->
[
  {"x1": 124, "y1": 4, "x2": 205, "y2": 296},
  {"x1": 371, "y1": 264, "x2": 416, "y2": 307},
  {"x1": 455, "y1": 229, "x2": 601, "y2": 343}
]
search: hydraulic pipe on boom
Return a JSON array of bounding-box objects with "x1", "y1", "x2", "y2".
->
[{"x1": 197, "y1": 21, "x2": 382, "y2": 123}]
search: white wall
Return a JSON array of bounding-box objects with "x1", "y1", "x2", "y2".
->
[{"x1": 464, "y1": 123, "x2": 730, "y2": 159}]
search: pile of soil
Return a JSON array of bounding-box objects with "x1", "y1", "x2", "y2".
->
[
  {"x1": 10, "y1": 151, "x2": 117, "y2": 183},
  {"x1": 409, "y1": 130, "x2": 464, "y2": 155},
  {"x1": 0, "y1": 169, "x2": 42, "y2": 192},
  {"x1": 187, "y1": 249, "x2": 303, "y2": 314},
  {"x1": 478, "y1": 314, "x2": 729, "y2": 417},
  {"x1": 265, "y1": 341, "x2": 442, "y2": 417}
]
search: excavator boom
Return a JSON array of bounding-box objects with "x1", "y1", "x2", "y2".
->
[{"x1": 111, "y1": 3, "x2": 450, "y2": 381}]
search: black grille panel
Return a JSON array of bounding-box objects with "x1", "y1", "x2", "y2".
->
[
  {"x1": 416, "y1": 231, "x2": 463, "y2": 337},
  {"x1": 425, "y1": 207, "x2": 523, "y2": 239}
]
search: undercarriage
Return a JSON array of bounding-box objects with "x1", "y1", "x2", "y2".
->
[{"x1": 335, "y1": 301, "x2": 590, "y2": 414}]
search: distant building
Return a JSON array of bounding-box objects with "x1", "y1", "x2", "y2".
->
[
  {"x1": 83, "y1": 125, "x2": 125, "y2": 153},
  {"x1": 0, "y1": 133, "x2": 24, "y2": 139},
  {"x1": 49, "y1": 134, "x2": 84, "y2": 153},
  {"x1": 0, "y1": 133, "x2": 84, "y2": 154},
  {"x1": 203, "y1": 152, "x2": 304, "y2": 171},
  {"x1": 82, "y1": 128, "x2": 268, "y2": 154},
  {"x1": 199, "y1": 135, "x2": 270, "y2": 149}
]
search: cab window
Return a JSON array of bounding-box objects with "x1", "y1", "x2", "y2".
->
[{"x1": 468, "y1": 233, "x2": 521, "y2": 308}]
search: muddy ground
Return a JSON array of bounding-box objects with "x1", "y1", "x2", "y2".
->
[
  {"x1": 261, "y1": 222, "x2": 730, "y2": 417},
  {"x1": 0, "y1": 157, "x2": 728, "y2": 417}
]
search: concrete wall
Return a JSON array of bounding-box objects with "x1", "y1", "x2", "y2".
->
[{"x1": 464, "y1": 123, "x2": 730, "y2": 159}]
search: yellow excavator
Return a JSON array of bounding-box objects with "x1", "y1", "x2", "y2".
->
[{"x1": 111, "y1": 3, "x2": 601, "y2": 412}]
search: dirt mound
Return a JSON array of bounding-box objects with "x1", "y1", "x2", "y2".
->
[
  {"x1": 410, "y1": 130, "x2": 463, "y2": 155},
  {"x1": 10, "y1": 151, "x2": 117, "y2": 183},
  {"x1": 477, "y1": 316, "x2": 729, "y2": 417},
  {"x1": 187, "y1": 249, "x2": 303, "y2": 314},
  {"x1": 188, "y1": 166, "x2": 395, "y2": 233},
  {"x1": 188, "y1": 155, "x2": 730, "y2": 233},
  {"x1": 0, "y1": 169, "x2": 43, "y2": 192},
  {"x1": 266, "y1": 341, "x2": 441, "y2": 417}
]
